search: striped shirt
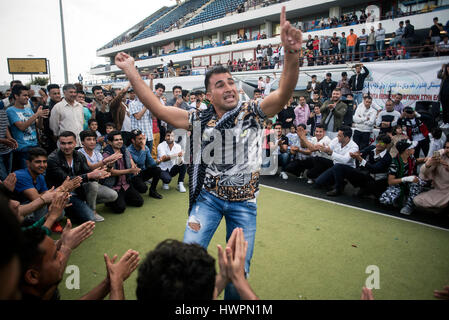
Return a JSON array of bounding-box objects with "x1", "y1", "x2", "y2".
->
[{"x1": 129, "y1": 99, "x2": 153, "y2": 141}]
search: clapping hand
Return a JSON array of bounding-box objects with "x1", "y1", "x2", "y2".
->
[
  {"x1": 61, "y1": 219, "x2": 95, "y2": 250},
  {"x1": 1, "y1": 173, "x2": 16, "y2": 192}
]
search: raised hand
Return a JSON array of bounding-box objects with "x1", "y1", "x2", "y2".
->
[
  {"x1": 115, "y1": 52, "x2": 135, "y2": 72},
  {"x1": 1, "y1": 173, "x2": 16, "y2": 192},
  {"x1": 280, "y1": 6, "x2": 302, "y2": 53},
  {"x1": 47, "y1": 191, "x2": 69, "y2": 221},
  {"x1": 104, "y1": 249, "x2": 140, "y2": 283},
  {"x1": 61, "y1": 219, "x2": 95, "y2": 250}
]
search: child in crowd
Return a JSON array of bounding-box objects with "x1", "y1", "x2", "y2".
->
[{"x1": 88, "y1": 119, "x2": 103, "y2": 152}]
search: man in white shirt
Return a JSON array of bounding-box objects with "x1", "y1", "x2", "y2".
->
[
  {"x1": 49, "y1": 84, "x2": 84, "y2": 146},
  {"x1": 353, "y1": 96, "x2": 378, "y2": 150},
  {"x1": 157, "y1": 130, "x2": 187, "y2": 192},
  {"x1": 314, "y1": 126, "x2": 359, "y2": 196},
  {"x1": 263, "y1": 74, "x2": 278, "y2": 97}
]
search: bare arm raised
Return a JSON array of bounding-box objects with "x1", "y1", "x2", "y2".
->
[
  {"x1": 115, "y1": 53, "x2": 190, "y2": 130},
  {"x1": 261, "y1": 6, "x2": 302, "y2": 117}
]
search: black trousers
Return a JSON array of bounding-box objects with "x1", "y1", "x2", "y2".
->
[
  {"x1": 343, "y1": 168, "x2": 389, "y2": 198},
  {"x1": 307, "y1": 157, "x2": 334, "y2": 179},
  {"x1": 110, "y1": 185, "x2": 143, "y2": 214},
  {"x1": 414, "y1": 137, "x2": 430, "y2": 158},
  {"x1": 160, "y1": 164, "x2": 187, "y2": 184},
  {"x1": 353, "y1": 130, "x2": 371, "y2": 151},
  {"x1": 441, "y1": 97, "x2": 449, "y2": 124},
  {"x1": 285, "y1": 158, "x2": 315, "y2": 176},
  {"x1": 131, "y1": 167, "x2": 161, "y2": 193}
]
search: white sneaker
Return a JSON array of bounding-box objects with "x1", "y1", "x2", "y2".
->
[
  {"x1": 280, "y1": 172, "x2": 288, "y2": 180},
  {"x1": 162, "y1": 183, "x2": 170, "y2": 190},
  {"x1": 400, "y1": 206, "x2": 413, "y2": 215},
  {"x1": 177, "y1": 182, "x2": 186, "y2": 193},
  {"x1": 307, "y1": 179, "x2": 314, "y2": 184},
  {"x1": 93, "y1": 213, "x2": 105, "y2": 222}
]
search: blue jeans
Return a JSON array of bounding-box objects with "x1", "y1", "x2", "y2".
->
[
  {"x1": 353, "y1": 92, "x2": 363, "y2": 106},
  {"x1": 278, "y1": 152, "x2": 290, "y2": 171},
  {"x1": 66, "y1": 195, "x2": 95, "y2": 223},
  {"x1": 183, "y1": 189, "x2": 257, "y2": 300},
  {"x1": 347, "y1": 46, "x2": 355, "y2": 61},
  {"x1": 359, "y1": 45, "x2": 367, "y2": 59},
  {"x1": 0, "y1": 152, "x2": 12, "y2": 180},
  {"x1": 376, "y1": 40, "x2": 384, "y2": 57}
]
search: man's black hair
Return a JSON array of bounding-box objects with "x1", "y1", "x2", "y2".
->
[
  {"x1": 88, "y1": 118, "x2": 98, "y2": 126},
  {"x1": 274, "y1": 122, "x2": 283, "y2": 128},
  {"x1": 12, "y1": 85, "x2": 29, "y2": 98},
  {"x1": 432, "y1": 127, "x2": 443, "y2": 140},
  {"x1": 204, "y1": 66, "x2": 231, "y2": 92},
  {"x1": 105, "y1": 122, "x2": 116, "y2": 128},
  {"x1": 315, "y1": 124, "x2": 325, "y2": 130},
  {"x1": 91, "y1": 86, "x2": 103, "y2": 94},
  {"x1": 172, "y1": 85, "x2": 182, "y2": 92},
  {"x1": 136, "y1": 240, "x2": 216, "y2": 300},
  {"x1": 19, "y1": 228, "x2": 47, "y2": 286},
  {"x1": 253, "y1": 88, "x2": 262, "y2": 94},
  {"x1": 28, "y1": 147, "x2": 47, "y2": 162},
  {"x1": 155, "y1": 83, "x2": 165, "y2": 91},
  {"x1": 181, "y1": 89, "x2": 189, "y2": 98},
  {"x1": 10, "y1": 80, "x2": 22, "y2": 89},
  {"x1": 339, "y1": 126, "x2": 353, "y2": 139},
  {"x1": 59, "y1": 131, "x2": 76, "y2": 140},
  {"x1": 46, "y1": 84, "x2": 60, "y2": 92},
  {"x1": 377, "y1": 134, "x2": 392, "y2": 145},
  {"x1": 108, "y1": 130, "x2": 122, "y2": 142},
  {"x1": 297, "y1": 123, "x2": 307, "y2": 129},
  {"x1": 80, "y1": 130, "x2": 98, "y2": 142}
]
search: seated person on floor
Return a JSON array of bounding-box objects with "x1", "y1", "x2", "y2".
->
[
  {"x1": 156, "y1": 130, "x2": 187, "y2": 193},
  {"x1": 314, "y1": 126, "x2": 359, "y2": 196},
  {"x1": 46, "y1": 131, "x2": 111, "y2": 223},
  {"x1": 413, "y1": 140, "x2": 449, "y2": 213},
  {"x1": 78, "y1": 130, "x2": 121, "y2": 221},
  {"x1": 128, "y1": 129, "x2": 163, "y2": 199},
  {"x1": 272, "y1": 122, "x2": 290, "y2": 180},
  {"x1": 376, "y1": 99, "x2": 401, "y2": 135},
  {"x1": 285, "y1": 124, "x2": 312, "y2": 179},
  {"x1": 347, "y1": 134, "x2": 392, "y2": 198},
  {"x1": 379, "y1": 140, "x2": 426, "y2": 215},
  {"x1": 102, "y1": 131, "x2": 144, "y2": 214},
  {"x1": 288, "y1": 124, "x2": 333, "y2": 184}
]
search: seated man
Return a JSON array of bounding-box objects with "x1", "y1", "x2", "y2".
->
[
  {"x1": 376, "y1": 99, "x2": 401, "y2": 135},
  {"x1": 413, "y1": 140, "x2": 449, "y2": 213},
  {"x1": 156, "y1": 130, "x2": 187, "y2": 192},
  {"x1": 102, "y1": 131, "x2": 144, "y2": 214},
  {"x1": 288, "y1": 124, "x2": 333, "y2": 184},
  {"x1": 271, "y1": 122, "x2": 290, "y2": 180},
  {"x1": 79, "y1": 130, "x2": 121, "y2": 221},
  {"x1": 379, "y1": 140, "x2": 426, "y2": 215},
  {"x1": 19, "y1": 225, "x2": 139, "y2": 300},
  {"x1": 314, "y1": 126, "x2": 359, "y2": 196},
  {"x1": 46, "y1": 131, "x2": 111, "y2": 223},
  {"x1": 285, "y1": 124, "x2": 312, "y2": 178},
  {"x1": 346, "y1": 134, "x2": 392, "y2": 198},
  {"x1": 127, "y1": 129, "x2": 163, "y2": 199},
  {"x1": 136, "y1": 227, "x2": 257, "y2": 300}
]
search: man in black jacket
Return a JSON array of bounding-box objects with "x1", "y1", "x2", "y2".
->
[
  {"x1": 349, "y1": 64, "x2": 370, "y2": 106},
  {"x1": 46, "y1": 131, "x2": 111, "y2": 223},
  {"x1": 319, "y1": 73, "x2": 337, "y2": 102}
]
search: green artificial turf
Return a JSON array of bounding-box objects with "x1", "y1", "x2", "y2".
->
[{"x1": 57, "y1": 182, "x2": 449, "y2": 300}]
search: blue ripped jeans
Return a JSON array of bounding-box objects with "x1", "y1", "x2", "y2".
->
[{"x1": 183, "y1": 189, "x2": 257, "y2": 300}]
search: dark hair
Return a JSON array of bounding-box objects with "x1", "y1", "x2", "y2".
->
[
  {"x1": 315, "y1": 124, "x2": 325, "y2": 130},
  {"x1": 392, "y1": 125, "x2": 402, "y2": 136},
  {"x1": 274, "y1": 122, "x2": 282, "y2": 128},
  {"x1": 204, "y1": 66, "x2": 231, "y2": 91},
  {"x1": 165, "y1": 130, "x2": 173, "y2": 136},
  {"x1": 253, "y1": 88, "x2": 262, "y2": 94},
  {"x1": 46, "y1": 84, "x2": 60, "y2": 92},
  {"x1": 11, "y1": 85, "x2": 29, "y2": 98},
  {"x1": 0, "y1": 187, "x2": 23, "y2": 269},
  {"x1": 172, "y1": 85, "x2": 182, "y2": 92},
  {"x1": 311, "y1": 75, "x2": 317, "y2": 79},
  {"x1": 105, "y1": 122, "x2": 116, "y2": 128},
  {"x1": 80, "y1": 130, "x2": 98, "y2": 142},
  {"x1": 136, "y1": 240, "x2": 216, "y2": 300},
  {"x1": 10, "y1": 80, "x2": 23, "y2": 88},
  {"x1": 155, "y1": 83, "x2": 165, "y2": 91},
  {"x1": 28, "y1": 147, "x2": 47, "y2": 161},
  {"x1": 297, "y1": 123, "x2": 307, "y2": 129},
  {"x1": 19, "y1": 228, "x2": 46, "y2": 286},
  {"x1": 62, "y1": 84, "x2": 76, "y2": 92},
  {"x1": 108, "y1": 130, "x2": 122, "y2": 142},
  {"x1": 377, "y1": 134, "x2": 392, "y2": 145},
  {"x1": 405, "y1": 20, "x2": 410, "y2": 23},
  {"x1": 363, "y1": 95, "x2": 372, "y2": 101},
  {"x1": 92, "y1": 86, "x2": 103, "y2": 94},
  {"x1": 181, "y1": 90, "x2": 189, "y2": 98},
  {"x1": 88, "y1": 118, "x2": 98, "y2": 126},
  {"x1": 58, "y1": 131, "x2": 76, "y2": 140},
  {"x1": 339, "y1": 126, "x2": 353, "y2": 138},
  {"x1": 432, "y1": 127, "x2": 443, "y2": 140},
  {"x1": 76, "y1": 90, "x2": 85, "y2": 95},
  {"x1": 130, "y1": 129, "x2": 143, "y2": 140}
]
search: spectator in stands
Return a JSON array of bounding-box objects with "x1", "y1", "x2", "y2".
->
[
  {"x1": 129, "y1": 90, "x2": 154, "y2": 151},
  {"x1": 436, "y1": 35, "x2": 449, "y2": 56},
  {"x1": 7, "y1": 85, "x2": 46, "y2": 170},
  {"x1": 349, "y1": 134, "x2": 392, "y2": 199},
  {"x1": 102, "y1": 131, "x2": 144, "y2": 214},
  {"x1": 293, "y1": 96, "x2": 310, "y2": 126},
  {"x1": 306, "y1": 35, "x2": 314, "y2": 52},
  {"x1": 47, "y1": 131, "x2": 110, "y2": 223},
  {"x1": 336, "y1": 71, "x2": 351, "y2": 99},
  {"x1": 391, "y1": 21, "x2": 405, "y2": 47},
  {"x1": 127, "y1": 129, "x2": 162, "y2": 199},
  {"x1": 376, "y1": 99, "x2": 401, "y2": 135},
  {"x1": 429, "y1": 17, "x2": 444, "y2": 44},
  {"x1": 346, "y1": 29, "x2": 357, "y2": 62},
  {"x1": 349, "y1": 64, "x2": 369, "y2": 106},
  {"x1": 438, "y1": 64, "x2": 449, "y2": 129},
  {"x1": 320, "y1": 88, "x2": 347, "y2": 139},
  {"x1": 414, "y1": 140, "x2": 449, "y2": 213},
  {"x1": 271, "y1": 123, "x2": 289, "y2": 180},
  {"x1": 321, "y1": 35, "x2": 331, "y2": 57},
  {"x1": 339, "y1": 32, "x2": 346, "y2": 56},
  {"x1": 306, "y1": 75, "x2": 320, "y2": 100},
  {"x1": 277, "y1": 97, "x2": 296, "y2": 132},
  {"x1": 379, "y1": 140, "x2": 425, "y2": 215},
  {"x1": 190, "y1": 90, "x2": 208, "y2": 111},
  {"x1": 91, "y1": 86, "x2": 113, "y2": 135},
  {"x1": 331, "y1": 32, "x2": 339, "y2": 55},
  {"x1": 156, "y1": 130, "x2": 186, "y2": 193},
  {"x1": 78, "y1": 130, "x2": 120, "y2": 221},
  {"x1": 418, "y1": 37, "x2": 435, "y2": 58},
  {"x1": 284, "y1": 123, "x2": 310, "y2": 178},
  {"x1": 367, "y1": 26, "x2": 376, "y2": 58},
  {"x1": 307, "y1": 91, "x2": 322, "y2": 111},
  {"x1": 313, "y1": 35, "x2": 320, "y2": 57},
  {"x1": 375, "y1": 23, "x2": 386, "y2": 59},
  {"x1": 403, "y1": 20, "x2": 415, "y2": 55},
  {"x1": 389, "y1": 125, "x2": 409, "y2": 158},
  {"x1": 320, "y1": 73, "x2": 337, "y2": 102},
  {"x1": 308, "y1": 105, "x2": 323, "y2": 135},
  {"x1": 314, "y1": 126, "x2": 359, "y2": 196},
  {"x1": 263, "y1": 74, "x2": 277, "y2": 97},
  {"x1": 353, "y1": 96, "x2": 377, "y2": 150},
  {"x1": 392, "y1": 93, "x2": 405, "y2": 113},
  {"x1": 398, "y1": 106, "x2": 430, "y2": 159},
  {"x1": 386, "y1": 43, "x2": 399, "y2": 60},
  {"x1": 286, "y1": 124, "x2": 299, "y2": 152},
  {"x1": 342, "y1": 93, "x2": 355, "y2": 127}
]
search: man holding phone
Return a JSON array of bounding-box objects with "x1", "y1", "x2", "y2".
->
[{"x1": 320, "y1": 88, "x2": 347, "y2": 139}]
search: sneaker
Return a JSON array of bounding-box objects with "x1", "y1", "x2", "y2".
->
[
  {"x1": 307, "y1": 179, "x2": 314, "y2": 184},
  {"x1": 162, "y1": 183, "x2": 170, "y2": 190},
  {"x1": 326, "y1": 189, "x2": 341, "y2": 197},
  {"x1": 51, "y1": 221, "x2": 63, "y2": 233},
  {"x1": 93, "y1": 213, "x2": 105, "y2": 222},
  {"x1": 299, "y1": 173, "x2": 305, "y2": 179},
  {"x1": 400, "y1": 206, "x2": 413, "y2": 215},
  {"x1": 280, "y1": 172, "x2": 288, "y2": 180},
  {"x1": 149, "y1": 189, "x2": 163, "y2": 199},
  {"x1": 177, "y1": 182, "x2": 186, "y2": 193}
]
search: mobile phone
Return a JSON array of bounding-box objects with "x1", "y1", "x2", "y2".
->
[{"x1": 433, "y1": 151, "x2": 440, "y2": 158}]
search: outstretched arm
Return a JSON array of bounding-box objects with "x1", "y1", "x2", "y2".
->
[
  {"x1": 115, "y1": 53, "x2": 189, "y2": 130},
  {"x1": 261, "y1": 7, "x2": 302, "y2": 117}
]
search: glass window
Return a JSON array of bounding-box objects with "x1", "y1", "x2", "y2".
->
[
  {"x1": 193, "y1": 57, "x2": 201, "y2": 67},
  {"x1": 212, "y1": 33, "x2": 218, "y2": 43},
  {"x1": 211, "y1": 54, "x2": 220, "y2": 65},
  {"x1": 221, "y1": 53, "x2": 230, "y2": 63},
  {"x1": 186, "y1": 40, "x2": 193, "y2": 49},
  {"x1": 273, "y1": 23, "x2": 281, "y2": 36},
  {"x1": 194, "y1": 37, "x2": 202, "y2": 49},
  {"x1": 203, "y1": 36, "x2": 211, "y2": 45},
  {"x1": 201, "y1": 56, "x2": 210, "y2": 66}
]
